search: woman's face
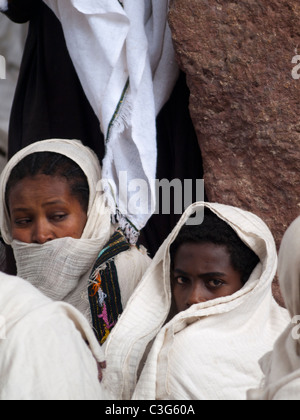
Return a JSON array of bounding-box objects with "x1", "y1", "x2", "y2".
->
[
  {"x1": 8, "y1": 174, "x2": 88, "y2": 244},
  {"x1": 172, "y1": 242, "x2": 243, "y2": 314}
]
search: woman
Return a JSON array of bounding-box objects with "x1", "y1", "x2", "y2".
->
[
  {"x1": 102, "y1": 202, "x2": 289, "y2": 400},
  {"x1": 0, "y1": 138, "x2": 151, "y2": 345},
  {"x1": 248, "y1": 216, "x2": 300, "y2": 400}
]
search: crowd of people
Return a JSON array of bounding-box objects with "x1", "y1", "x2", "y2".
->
[{"x1": 0, "y1": 0, "x2": 299, "y2": 401}]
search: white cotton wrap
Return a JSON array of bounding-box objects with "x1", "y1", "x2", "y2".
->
[
  {"x1": 248, "y1": 216, "x2": 300, "y2": 400},
  {"x1": 0, "y1": 273, "x2": 108, "y2": 400}
]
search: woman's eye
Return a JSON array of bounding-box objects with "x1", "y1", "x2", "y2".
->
[
  {"x1": 14, "y1": 218, "x2": 31, "y2": 226},
  {"x1": 51, "y1": 213, "x2": 67, "y2": 222}
]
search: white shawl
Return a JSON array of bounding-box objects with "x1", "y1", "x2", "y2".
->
[
  {"x1": 248, "y1": 216, "x2": 300, "y2": 400},
  {"x1": 0, "y1": 272, "x2": 107, "y2": 400},
  {"x1": 0, "y1": 139, "x2": 151, "y2": 323},
  {"x1": 42, "y1": 0, "x2": 179, "y2": 236},
  {"x1": 103, "y1": 202, "x2": 290, "y2": 400}
]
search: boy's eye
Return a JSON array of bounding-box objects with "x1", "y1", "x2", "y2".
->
[
  {"x1": 207, "y1": 279, "x2": 224, "y2": 289},
  {"x1": 175, "y1": 276, "x2": 190, "y2": 285}
]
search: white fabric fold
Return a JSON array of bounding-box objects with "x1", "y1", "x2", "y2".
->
[
  {"x1": 0, "y1": 273, "x2": 107, "y2": 400},
  {"x1": 12, "y1": 237, "x2": 102, "y2": 302},
  {"x1": 103, "y1": 202, "x2": 290, "y2": 400},
  {"x1": 248, "y1": 216, "x2": 300, "y2": 400},
  {"x1": 42, "y1": 0, "x2": 179, "y2": 233}
]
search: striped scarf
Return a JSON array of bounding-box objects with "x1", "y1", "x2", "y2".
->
[{"x1": 88, "y1": 230, "x2": 130, "y2": 345}]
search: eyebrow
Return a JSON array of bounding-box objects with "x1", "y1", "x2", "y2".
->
[
  {"x1": 11, "y1": 207, "x2": 30, "y2": 213},
  {"x1": 42, "y1": 200, "x2": 66, "y2": 207},
  {"x1": 173, "y1": 268, "x2": 226, "y2": 278},
  {"x1": 11, "y1": 200, "x2": 66, "y2": 213}
]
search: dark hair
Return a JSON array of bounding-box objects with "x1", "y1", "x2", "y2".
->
[
  {"x1": 170, "y1": 208, "x2": 260, "y2": 285},
  {"x1": 5, "y1": 152, "x2": 89, "y2": 213}
]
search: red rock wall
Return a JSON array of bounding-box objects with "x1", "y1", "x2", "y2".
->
[{"x1": 169, "y1": 0, "x2": 300, "y2": 305}]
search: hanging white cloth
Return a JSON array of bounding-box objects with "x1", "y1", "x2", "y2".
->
[
  {"x1": 248, "y1": 216, "x2": 300, "y2": 400},
  {"x1": 42, "y1": 0, "x2": 179, "y2": 238},
  {"x1": 0, "y1": 13, "x2": 27, "y2": 172},
  {"x1": 0, "y1": 139, "x2": 151, "y2": 325},
  {"x1": 0, "y1": 272, "x2": 108, "y2": 400},
  {"x1": 0, "y1": 1, "x2": 8, "y2": 11},
  {"x1": 102, "y1": 202, "x2": 290, "y2": 400}
]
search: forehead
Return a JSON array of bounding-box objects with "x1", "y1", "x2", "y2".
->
[
  {"x1": 173, "y1": 242, "x2": 233, "y2": 272},
  {"x1": 8, "y1": 174, "x2": 73, "y2": 207}
]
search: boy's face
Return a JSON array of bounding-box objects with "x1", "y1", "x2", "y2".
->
[{"x1": 172, "y1": 242, "x2": 243, "y2": 314}]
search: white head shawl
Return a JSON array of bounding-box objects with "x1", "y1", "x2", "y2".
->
[
  {"x1": 248, "y1": 216, "x2": 300, "y2": 400},
  {"x1": 0, "y1": 139, "x2": 112, "y2": 304},
  {"x1": 0, "y1": 138, "x2": 111, "y2": 244},
  {"x1": 103, "y1": 202, "x2": 289, "y2": 400}
]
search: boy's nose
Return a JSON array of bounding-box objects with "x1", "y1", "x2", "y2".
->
[{"x1": 187, "y1": 283, "x2": 207, "y2": 307}]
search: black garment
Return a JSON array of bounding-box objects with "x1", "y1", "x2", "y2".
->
[
  {"x1": 4, "y1": 0, "x2": 105, "y2": 159},
  {"x1": 3, "y1": 0, "x2": 205, "y2": 262}
]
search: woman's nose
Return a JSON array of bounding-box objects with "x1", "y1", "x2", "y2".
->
[
  {"x1": 187, "y1": 282, "x2": 207, "y2": 307},
  {"x1": 31, "y1": 220, "x2": 55, "y2": 244}
]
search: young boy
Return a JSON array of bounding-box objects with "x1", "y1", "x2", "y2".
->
[
  {"x1": 170, "y1": 209, "x2": 259, "y2": 314},
  {"x1": 103, "y1": 202, "x2": 289, "y2": 400}
]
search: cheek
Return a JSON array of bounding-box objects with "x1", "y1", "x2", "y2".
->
[
  {"x1": 62, "y1": 212, "x2": 87, "y2": 238},
  {"x1": 225, "y1": 272, "x2": 244, "y2": 295},
  {"x1": 11, "y1": 226, "x2": 31, "y2": 243},
  {"x1": 172, "y1": 284, "x2": 186, "y2": 311},
  {"x1": 229, "y1": 281, "x2": 244, "y2": 295},
  {"x1": 76, "y1": 212, "x2": 88, "y2": 235}
]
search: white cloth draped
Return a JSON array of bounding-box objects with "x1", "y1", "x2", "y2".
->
[
  {"x1": 103, "y1": 202, "x2": 290, "y2": 400},
  {"x1": 248, "y1": 216, "x2": 300, "y2": 400},
  {"x1": 0, "y1": 139, "x2": 151, "y2": 324},
  {"x1": 42, "y1": 0, "x2": 179, "y2": 235},
  {"x1": 0, "y1": 1, "x2": 8, "y2": 11},
  {"x1": 0, "y1": 273, "x2": 107, "y2": 400}
]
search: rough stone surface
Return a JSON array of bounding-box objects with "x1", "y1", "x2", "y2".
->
[{"x1": 169, "y1": 0, "x2": 300, "y2": 305}]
